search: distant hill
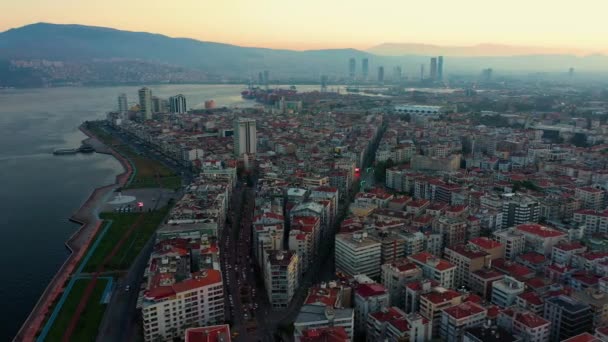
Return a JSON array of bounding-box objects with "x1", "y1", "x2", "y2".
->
[
  {"x1": 367, "y1": 43, "x2": 599, "y2": 57},
  {"x1": 0, "y1": 23, "x2": 372, "y2": 78},
  {"x1": 0, "y1": 23, "x2": 607, "y2": 86}
]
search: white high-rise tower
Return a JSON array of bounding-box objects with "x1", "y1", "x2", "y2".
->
[{"x1": 233, "y1": 118, "x2": 257, "y2": 156}]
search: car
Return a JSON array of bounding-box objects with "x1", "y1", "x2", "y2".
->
[{"x1": 125, "y1": 285, "x2": 131, "y2": 292}]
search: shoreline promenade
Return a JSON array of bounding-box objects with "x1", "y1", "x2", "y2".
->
[{"x1": 13, "y1": 125, "x2": 133, "y2": 342}]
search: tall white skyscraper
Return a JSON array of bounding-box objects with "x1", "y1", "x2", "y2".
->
[
  {"x1": 169, "y1": 94, "x2": 187, "y2": 114},
  {"x1": 118, "y1": 93, "x2": 128, "y2": 113},
  {"x1": 234, "y1": 118, "x2": 257, "y2": 156},
  {"x1": 138, "y1": 87, "x2": 153, "y2": 120}
]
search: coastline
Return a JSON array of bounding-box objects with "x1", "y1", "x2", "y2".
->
[{"x1": 13, "y1": 124, "x2": 133, "y2": 342}]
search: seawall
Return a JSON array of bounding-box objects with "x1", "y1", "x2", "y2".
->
[{"x1": 13, "y1": 124, "x2": 133, "y2": 342}]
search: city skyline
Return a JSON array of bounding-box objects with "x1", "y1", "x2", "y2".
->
[{"x1": 1, "y1": 0, "x2": 607, "y2": 53}]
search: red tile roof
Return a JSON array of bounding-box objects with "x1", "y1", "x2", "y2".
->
[
  {"x1": 447, "y1": 244, "x2": 489, "y2": 259},
  {"x1": 514, "y1": 312, "x2": 550, "y2": 329},
  {"x1": 185, "y1": 325, "x2": 232, "y2": 342},
  {"x1": 355, "y1": 283, "x2": 388, "y2": 298},
  {"x1": 562, "y1": 333, "x2": 602, "y2": 342},
  {"x1": 518, "y1": 291, "x2": 544, "y2": 305},
  {"x1": 300, "y1": 326, "x2": 350, "y2": 342},
  {"x1": 305, "y1": 287, "x2": 340, "y2": 307},
  {"x1": 421, "y1": 289, "x2": 461, "y2": 304},
  {"x1": 406, "y1": 279, "x2": 440, "y2": 291},
  {"x1": 492, "y1": 258, "x2": 534, "y2": 279},
  {"x1": 516, "y1": 223, "x2": 566, "y2": 238},
  {"x1": 518, "y1": 252, "x2": 547, "y2": 265},
  {"x1": 469, "y1": 237, "x2": 502, "y2": 250},
  {"x1": 409, "y1": 252, "x2": 456, "y2": 271},
  {"x1": 554, "y1": 242, "x2": 586, "y2": 252},
  {"x1": 146, "y1": 269, "x2": 222, "y2": 300},
  {"x1": 443, "y1": 302, "x2": 485, "y2": 319}
]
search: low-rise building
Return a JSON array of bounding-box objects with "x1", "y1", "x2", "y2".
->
[
  {"x1": 444, "y1": 244, "x2": 491, "y2": 287},
  {"x1": 440, "y1": 302, "x2": 487, "y2": 342},
  {"x1": 380, "y1": 259, "x2": 423, "y2": 307},
  {"x1": 294, "y1": 305, "x2": 355, "y2": 342},
  {"x1": 354, "y1": 283, "x2": 390, "y2": 334},
  {"x1": 408, "y1": 252, "x2": 456, "y2": 289},
  {"x1": 491, "y1": 276, "x2": 525, "y2": 308}
]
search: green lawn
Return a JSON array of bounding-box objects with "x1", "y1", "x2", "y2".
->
[
  {"x1": 45, "y1": 278, "x2": 108, "y2": 342},
  {"x1": 82, "y1": 208, "x2": 169, "y2": 272},
  {"x1": 87, "y1": 123, "x2": 180, "y2": 190}
]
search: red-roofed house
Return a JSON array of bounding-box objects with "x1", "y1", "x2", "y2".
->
[
  {"x1": 575, "y1": 187, "x2": 605, "y2": 211},
  {"x1": 420, "y1": 288, "x2": 464, "y2": 337},
  {"x1": 562, "y1": 332, "x2": 603, "y2": 342},
  {"x1": 184, "y1": 325, "x2": 231, "y2": 342},
  {"x1": 517, "y1": 252, "x2": 549, "y2": 272},
  {"x1": 381, "y1": 259, "x2": 422, "y2": 306},
  {"x1": 510, "y1": 311, "x2": 551, "y2": 342},
  {"x1": 299, "y1": 326, "x2": 350, "y2": 342},
  {"x1": 408, "y1": 252, "x2": 456, "y2": 288},
  {"x1": 470, "y1": 268, "x2": 505, "y2": 300},
  {"x1": 404, "y1": 279, "x2": 440, "y2": 314},
  {"x1": 142, "y1": 270, "x2": 224, "y2": 341},
  {"x1": 553, "y1": 242, "x2": 587, "y2": 265},
  {"x1": 492, "y1": 258, "x2": 534, "y2": 280},
  {"x1": 572, "y1": 252, "x2": 608, "y2": 274},
  {"x1": 444, "y1": 244, "x2": 491, "y2": 288},
  {"x1": 440, "y1": 302, "x2": 487, "y2": 342},
  {"x1": 354, "y1": 283, "x2": 389, "y2": 334},
  {"x1": 367, "y1": 307, "x2": 432, "y2": 342},
  {"x1": 469, "y1": 237, "x2": 505, "y2": 261},
  {"x1": 515, "y1": 224, "x2": 567, "y2": 256},
  {"x1": 516, "y1": 292, "x2": 544, "y2": 315}
]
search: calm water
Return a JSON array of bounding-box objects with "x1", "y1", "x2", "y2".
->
[{"x1": 0, "y1": 84, "x2": 330, "y2": 340}]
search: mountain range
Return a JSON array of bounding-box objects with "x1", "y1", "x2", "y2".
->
[{"x1": 0, "y1": 23, "x2": 606, "y2": 86}]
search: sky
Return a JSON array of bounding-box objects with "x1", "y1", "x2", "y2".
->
[{"x1": 1, "y1": 0, "x2": 607, "y2": 53}]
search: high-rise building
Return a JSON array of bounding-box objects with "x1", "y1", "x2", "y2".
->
[
  {"x1": 258, "y1": 72, "x2": 264, "y2": 85},
  {"x1": 118, "y1": 93, "x2": 128, "y2": 113},
  {"x1": 438, "y1": 56, "x2": 444, "y2": 80},
  {"x1": 169, "y1": 94, "x2": 187, "y2": 114},
  {"x1": 335, "y1": 231, "x2": 381, "y2": 278},
  {"x1": 151, "y1": 96, "x2": 162, "y2": 113},
  {"x1": 440, "y1": 302, "x2": 487, "y2": 342},
  {"x1": 482, "y1": 68, "x2": 493, "y2": 82},
  {"x1": 263, "y1": 70, "x2": 270, "y2": 89},
  {"x1": 501, "y1": 194, "x2": 540, "y2": 228},
  {"x1": 544, "y1": 295, "x2": 593, "y2": 341},
  {"x1": 233, "y1": 118, "x2": 257, "y2": 156},
  {"x1": 430, "y1": 57, "x2": 438, "y2": 80},
  {"x1": 320, "y1": 75, "x2": 328, "y2": 92},
  {"x1": 141, "y1": 269, "x2": 225, "y2": 341},
  {"x1": 348, "y1": 58, "x2": 356, "y2": 80},
  {"x1": 420, "y1": 64, "x2": 425, "y2": 81},
  {"x1": 138, "y1": 87, "x2": 153, "y2": 120},
  {"x1": 264, "y1": 250, "x2": 299, "y2": 309},
  {"x1": 362, "y1": 58, "x2": 369, "y2": 80},
  {"x1": 381, "y1": 259, "x2": 422, "y2": 305},
  {"x1": 377, "y1": 66, "x2": 385, "y2": 84},
  {"x1": 393, "y1": 66, "x2": 402, "y2": 82}
]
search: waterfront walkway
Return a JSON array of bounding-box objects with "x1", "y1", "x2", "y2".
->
[{"x1": 13, "y1": 126, "x2": 133, "y2": 342}]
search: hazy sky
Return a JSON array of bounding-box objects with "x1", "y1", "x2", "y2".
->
[{"x1": 2, "y1": 0, "x2": 607, "y2": 52}]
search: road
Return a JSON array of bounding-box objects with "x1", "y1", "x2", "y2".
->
[
  {"x1": 101, "y1": 123, "x2": 195, "y2": 186},
  {"x1": 92, "y1": 122, "x2": 184, "y2": 342}
]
